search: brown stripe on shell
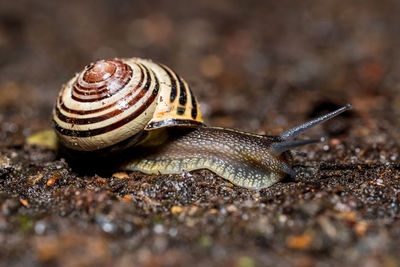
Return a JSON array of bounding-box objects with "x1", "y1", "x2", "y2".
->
[
  {"x1": 54, "y1": 74, "x2": 160, "y2": 138},
  {"x1": 78, "y1": 60, "x2": 128, "y2": 89},
  {"x1": 159, "y1": 64, "x2": 177, "y2": 103},
  {"x1": 189, "y1": 86, "x2": 198, "y2": 119},
  {"x1": 177, "y1": 75, "x2": 187, "y2": 106},
  {"x1": 73, "y1": 61, "x2": 130, "y2": 93},
  {"x1": 55, "y1": 79, "x2": 150, "y2": 124},
  {"x1": 71, "y1": 81, "x2": 131, "y2": 102},
  {"x1": 58, "y1": 63, "x2": 146, "y2": 115},
  {"x1": 71, "y1": 60, "x2": 132, "y2": 102},
  {"x1": 73, "y1": 62, "x2": 131, "y2": 94},
  {"x1": 72, "y1": 84, "x2": 108, "y2": 95}
]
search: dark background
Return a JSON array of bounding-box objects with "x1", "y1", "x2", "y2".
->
[{"x1": 0, "y1": 0, "x2": 399, "y2": 266}]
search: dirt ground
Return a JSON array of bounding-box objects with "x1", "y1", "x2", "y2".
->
[{"x1": 0, "y1": 0, "x2": 399, "y2": 266}]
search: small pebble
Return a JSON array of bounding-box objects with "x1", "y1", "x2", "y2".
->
[
  {"x1": 153, "y1": 224, "x2": 164, "y2": 234},
  {"x1": 220, "y1": 208, "x2": 227, "y2": 215},
  {"x1": 112, "y1": 172, "x2": 129, "y2": 179},
  {"x1": 330, "y1": 138, "x2": 340, "y2": 146},
  {"x1": 46, "y1": 176, "x2": 59, "y2": 186},
  {"x1": 226, "y1": 204, "x2": 238, "y2": 213},
  {"x1": 168, "y1": 228, "x2": 178, "y2": 237},
  {"x1": 96, "y1": 215, "x2": 117, "y2": 233},
  {"x1": 286, "y1": 234, "x2": 313, "y2": 250},
  {"x1": 171, "y1": 206, "x2": 183, "y2": 214},
  {"x1": 121, "y1": 195, "x2": 133, "y2": 202},
  {"x1": 0, "y1": 155, "x2": 11, "y2": 169},
  {"x1": 20, "y1": 199, "x2": 29, "y2": 207},
  {"x1": 29, "y1": 173, "x2": 44, "y2": 185},
  {"x1": 34, "y1": 221, "x2": 47, "y2": 235},
  {"x1": 102, "y1": 222, "x2": 116, "y2": 233}
]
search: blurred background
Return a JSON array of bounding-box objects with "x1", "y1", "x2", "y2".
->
[
  {"x1": 1, "y1": 1, "x2": 400, "y2": 266},
  {"x1": 0, "y1": 0, "x2": 399, "y2": 141}
]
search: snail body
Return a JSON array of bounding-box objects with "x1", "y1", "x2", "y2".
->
[
  {"x1": 53, "y1": 57, "x2": 351, "y2": 189},
  {"x1": 122, "y1": 127, "x2": 292, "y2": 189}
]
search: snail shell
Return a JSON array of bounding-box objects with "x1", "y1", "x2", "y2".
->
[
  {"x1": 53, "y1": 58, "x2": 203, "y2": 151},
  {"x1": 52, "y1": 57, "x2": 351, "y2": 189}
]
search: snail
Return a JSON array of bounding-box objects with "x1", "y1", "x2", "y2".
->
[{"x1": 52, "y1": 57, "x2": 351, "y2": 190}]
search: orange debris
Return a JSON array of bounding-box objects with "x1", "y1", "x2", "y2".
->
[
  {"x1": 171, "y1": 206, "x2": 183, "y2": 214},
  {"x1": 20, "y1": 199, "x2": 29, "y2": 207},
  {"x1": 112, "y1": 172, "x2": 129, "y2": 179},
  {"x1": 46, "y1": 176, "x2": 59, "y2": 186},
  {"x1": 286, "y1": 234, "x2": 312, "y2": 249}
]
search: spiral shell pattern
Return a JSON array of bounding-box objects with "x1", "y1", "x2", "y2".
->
[{"x1": 53, "y1": 58, "x2": 203, "y2": 151}]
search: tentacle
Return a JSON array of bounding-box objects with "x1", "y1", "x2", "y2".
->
[
  {"x1": 293, "y1": 151, "x2": 307, "y2": 157},
  {"x1": 279, "y1": 104, "x2": 352, "y2": 140},
  {"x1": 278, "y1": 163, "x2": 297, "y2": 178},
  {"x1": 271, "y1": 137, "x2": 324, "y2": 154}
]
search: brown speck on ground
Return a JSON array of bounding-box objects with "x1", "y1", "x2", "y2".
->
[{"x1": 0, "y1": 0, "x2": 400, "y2": 266}]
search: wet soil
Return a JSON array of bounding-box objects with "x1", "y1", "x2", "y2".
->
[{"x1": 0, "y1": 0, "x2": 399, "y2": 266}]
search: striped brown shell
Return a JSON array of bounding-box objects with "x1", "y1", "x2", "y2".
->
[{"x1": 53, "y1": 58, "x2": 203, "y2": 151}]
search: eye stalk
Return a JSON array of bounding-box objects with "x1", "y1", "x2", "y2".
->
[{"x1": 279, "y1": 104, "x2": 352, "y2": 140}]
